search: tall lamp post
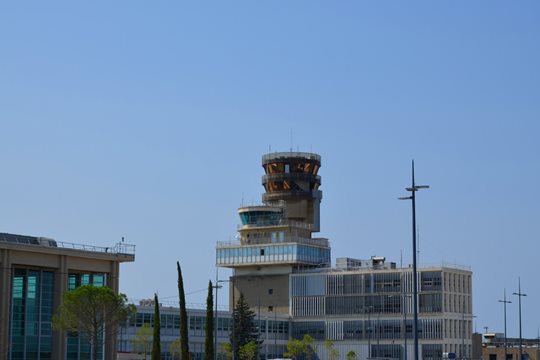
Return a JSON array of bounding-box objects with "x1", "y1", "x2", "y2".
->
[
  {"x1": 513, "y1": 278, "x2": 527, "y2": 360},
  {"x1": 402, "y1": 293, "x2": 412, "y2": 360},
  {"x1": 365, "y1": 305, "x2": 374, "y2": 359},
  {"x1": 399, "y1": 160, "x2": 429, "y2": 360},
  {"x1": 214, "y1": 278, "x2": 230, "y2": 360},
  {"x1": 498, "y1": 290, "x2": 512, "y2": 360}
]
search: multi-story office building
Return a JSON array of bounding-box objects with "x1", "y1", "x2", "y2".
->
[
  {"x1": 117, "y1": 304, "x2": 290, "y2": 360},
  {"x1": 290, "y1": 256, "x2": 473, "y2": 360},
  {"x1": 216, "y1": 152, "x2": 474, "y2": 360},
  {"x1": 0, "y1": 232, "x2": 135, "y2": 360}
]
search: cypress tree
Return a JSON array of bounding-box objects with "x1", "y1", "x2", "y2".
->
[
  {"x1": 204, "y1": 280, "x2": 214, "y2": 360},
  {"x1": 231, "y1": 293, "x2": 259, "y2": 360},
  {"x1": 151, "y1": 293, "x2": 161, "y2": 360},
  {"x1": 177, "y1": 261, "x2": 190, "y2": 360}
]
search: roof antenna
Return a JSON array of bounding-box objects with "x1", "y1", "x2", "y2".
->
[
  {"x1": 241, "y1": 192, "x2": 244, "y2": 207},
  {"x1": 290, "y1": 128, "x2": 293, "y2": 152}
]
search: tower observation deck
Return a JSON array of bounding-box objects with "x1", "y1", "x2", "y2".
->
[{"x1": 216, "y1": 152, "x2": 331, "y2": 314}]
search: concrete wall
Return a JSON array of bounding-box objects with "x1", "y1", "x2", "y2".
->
[{"x1": 231, "y1": 273, "x2": 290, "y2": 315}]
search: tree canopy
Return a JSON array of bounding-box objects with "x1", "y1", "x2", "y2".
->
[
  {"x1": 231, "y1": 293, "x2": 259, "y2": 360},
  {"x1": 284, "y1": 334, "x2": 315, "y2": 360},
  {"x1": 132, "y1": 324, "x2": 152, "y2": 359},
  {"x1": 177, "y1": 261, "x2": 190, "y2": 360},
  {"x1": 151, "y1": 293, "x2": 161, "y2": 360},
  {"x1": 205, "y1": 280, "x2": 214, "y2": 360},
  {"x1": 53, "y1": 284, "x2": 134, "y2": 360}
]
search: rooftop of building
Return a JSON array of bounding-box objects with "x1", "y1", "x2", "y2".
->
[
  {"x1": 262, "y1": 151, "x2": 321, "y2": 163},
  {"x1": 0, "y1": 231, "x2": 136, "y2": 261},
  {"x1": 292, "y1": 256, "x2": 471, "y2": 274},
  {"x1": 483, "y1": 333, "x2": 540, "y2": 347}
]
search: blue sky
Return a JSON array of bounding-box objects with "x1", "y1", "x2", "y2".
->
[{"x1": 1, "y1": 1, "x2": 539, "y2": 337}]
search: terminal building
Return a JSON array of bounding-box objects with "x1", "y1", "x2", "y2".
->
[
  {"x1": 0, "y1": 232, "x2": 135, "y2": 360},
  {"x1": 217, "y1": 151, "x2": 474, "y2": 360},
  {"x1": 117, "y1": 304, "x2": 290, "y2": 360}
]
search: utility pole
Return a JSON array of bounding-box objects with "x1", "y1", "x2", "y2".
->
[
  {"x1": 498, "y1": 289, "x2": 512, "y2": 360},
  {"x1": 513, "y1": 278, "x2": 527, "y2": 360},
  {"x1": 399, "y1": 160, "x2": 429, "y2": 360}
]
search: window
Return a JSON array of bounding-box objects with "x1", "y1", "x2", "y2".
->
[{"x1": 268, "y1": 289, "x2": 273, "y2": 295}]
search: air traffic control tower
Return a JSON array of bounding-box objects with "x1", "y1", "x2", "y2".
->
[{"x1": 216, "y1": 152, "x2": 331, "y2": 314}]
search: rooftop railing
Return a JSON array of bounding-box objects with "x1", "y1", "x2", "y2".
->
[
  {"x1": 54, "y1": 241, "x2": 136, "y2": 255},
  {"x1": 217, "y1": 236, "x2": 329, "y2": 248},
  {"x1": 262, "y1": 151, "x2": 321, "y2": 162}
]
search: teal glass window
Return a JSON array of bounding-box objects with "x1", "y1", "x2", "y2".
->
[{"x1": 9, "y1": 268, "x2": 54, "y2": 360}]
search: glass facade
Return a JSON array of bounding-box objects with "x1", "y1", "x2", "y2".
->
[
  {"x1": 216, "y1": 244, "x2": 330, "y2": 266},
  {"x1": 239, "y1": 210, "x2": 283, "y2": 227},
  {"x1": 66, "y1": 273, "x2": 105, "y2": 360},
  {"x1": 9, "y1": 268, "x2": 54, "y2": 360}
]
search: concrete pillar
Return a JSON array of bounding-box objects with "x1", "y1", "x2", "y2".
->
[
  {"x1": 0, "y1": 249, "x2": 11, "y2": 359},
  {"x1": 105, "y1": 261, "x2": 120, "y2": 360},
  {"x1": 52, "y1": 255, "x2": 68, "y2": 360}
]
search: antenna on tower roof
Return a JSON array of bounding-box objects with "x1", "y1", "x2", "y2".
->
[{"x1": 290, "y1": 128, "x2": 293, "y2": 152}]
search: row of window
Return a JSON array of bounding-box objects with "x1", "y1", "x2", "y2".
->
[
  {"x1": 294, "y1": 271, "x2": 444, "y2": 297},
  {"x1": 292, "y1": 319, "x2": 443, "y2": 341},
  {"x1": 125, "y1": 312, "x2": 289, "y2": 335},
  {"x1": 216, "y1": 244, "x2": 330, "y2": 266},
  {"x1": 292, "y1": 293, "x2": 443, "y2": 317},
  {"x1": 264, "y1": 161, "x2": 319, "y2": 175}
]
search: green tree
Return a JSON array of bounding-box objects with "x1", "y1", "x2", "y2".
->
[
  {"x1": 302, "y1": 334, "x2": 315, "y2": 360},
  {"x1": 284, "y1": 338, "x2": 305, "y2": 359},
  {"x1": 220, "y1": 342, "x2": 233, "y2": 360},
  {"x1": 152, "y1": 293, "x2": 161, "y2": 360},
  {"x1": 231, "y1": 293, "x2": 259, "y2": 359},
  {"x1": 238, "y1": 341, "x2": 258, "y2": 360},
  {"x1": 285, "y1": 335, "x2": 315, "y2": 360},
  {"x1": 177, "y1": 261, "x2": 190, "y2": 360},
  {"x1": 324, "y1": 339, "x2": 339, "y2": 360},
  {"x1": 205, "y1": 280, "x2": 214, "y2": 360},
  {"x1": 132, "y1": 324, "x2": 152, "y2": 360},
  {"x1": 169, "y1": 338, "x2": 182, "y2": 360},
  {"x1": 52, "y1": 284, "x2": 134, "y2": 360},
  {"x1": 346, "y1": 350, "x2": 358, "y2": 360}
]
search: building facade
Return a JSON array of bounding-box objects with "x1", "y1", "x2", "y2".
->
[
  {"x1": 0, "y1": 232, "x2": 135, "y2": 360},
  {"x1": 117, "y1": 304, "x2": 290, "y2": 360},
  {"x1": 482, "y1": 333, "x2": 540, "y2": 360},
  {"x1": 290, "y1": 257, "x2": 473, "y2": 360},
  {"x1": 216, "y1": 152, "x2": 474, "y2": 360}
]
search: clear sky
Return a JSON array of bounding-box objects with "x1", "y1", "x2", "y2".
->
[{"x1": 1, "y1": 1, "x2": 539, "y2": 338}]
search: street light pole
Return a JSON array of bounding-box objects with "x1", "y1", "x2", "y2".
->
[
  {"x1": 403, "y1": 293, "x2": 412, "y2": 360},
  {"x1": 366, "y1": 305, "x2": 374, "y2": 359},
  {"x1": 214, "y1": 281, "x2": 222, "y2": 360},
  {"x1": 498, "y1": 290, "x2": 512, "y2": 360},
  {"x1": 214, "y1": 278, "x2": 230, "y2": 360},
  {"x1": 399, "y1": 160, "x2": 429, "y2": 360},
  {"x1": 513, "y1": 278, "x2": 527, "y2": 360}
]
